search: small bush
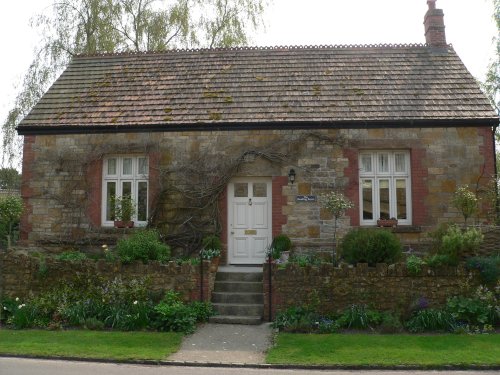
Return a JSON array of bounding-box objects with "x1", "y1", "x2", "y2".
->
[
  {"x1": 272, "y1": 306, "x2": 318, "y2": 332},
  {"x1": 466, "y1": 256, "x2": 500, "y2": 284},
  {"x1": 270, "y1": 234, "x2": 292, "y2": 260},
  {"x1": 406, "y1": 255, "x2": 425, "y2": 276},
  {"x1": 288, "y1": 254, "x2": 322, "y2": 267},
  {"x1": 405, "y1": 308, "x2": 456, "y2": 333},
  {"x1": 426, "y1": 254, "x2": 458, "y2": 268},
  {"x1": 201, "y1": 234, "x2": 222, "y2": 251},
  {"x1": 336, "y1": 305, "x2": 383, "y2": 330},
  {"x1": 152, "y1": 291, "x2": 214, "y2": 334},
  {"x1": 379, "y1": 312, "x2": 404, "y2": 333},
  {"x1": 116, "y1": 229, "x2": 170, "y2": 264},
  {"x1": 446, "y1": 295, "x2": 497, "y2": 328},
  {"x1": 340, "y1": 228, "x2": 402, "y2": 266},
  {"x1": 428, "y1": 224, "x2": 483, "y2": 265}
]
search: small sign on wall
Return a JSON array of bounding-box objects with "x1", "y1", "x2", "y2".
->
[{"x1": 296, "y1": 195, "x2": 317, "y2": 202}]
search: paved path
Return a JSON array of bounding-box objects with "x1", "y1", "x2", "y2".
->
[{"x1": 168, "y1": 323, "x2": 273, "y2": 364}]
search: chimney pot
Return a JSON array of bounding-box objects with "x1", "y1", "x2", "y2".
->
[{"x1": 427, "y1": 0, "x2": 436, "y2": 10}]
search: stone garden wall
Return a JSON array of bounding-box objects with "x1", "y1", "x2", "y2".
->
[
  {"x1": 0, "y1": 251, "x2": 218, "y2": 302},
  {"x1": 263, "y1": 262, "x2": 479, "y2": 321}
]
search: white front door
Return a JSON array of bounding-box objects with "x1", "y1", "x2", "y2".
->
[{"x1": 228, "y1": 178, "x2": 272, "y2": 264}]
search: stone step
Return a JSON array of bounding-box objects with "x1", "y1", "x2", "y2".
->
[
  {"x1": 212, "y1": 303, "x2": 264, "y2": 317},
  {"x1": 212, "y1": 292, "x2": 263, "y2": 304},
  {"x1": 213, "y1": 281, "x2": 263, "y2": 293},
  {"x1": 209, "y1": 315, "x2": 262, "y2": 325},
  {"x1": 215, "y1": 272, "x2": 263, "y2": 282}
]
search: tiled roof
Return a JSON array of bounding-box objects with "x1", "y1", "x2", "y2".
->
[{"x1": 17, "y1": 44, "x2": 499, "y2": 134}]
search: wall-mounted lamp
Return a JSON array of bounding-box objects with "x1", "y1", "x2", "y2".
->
[{"x1": 288, "y1": 168, "x2": 296, "y2": 184}]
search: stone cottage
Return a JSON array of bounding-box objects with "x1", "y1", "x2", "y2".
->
[{"x1": 16, "y1": 0, "x2": 499, "y2": 265}]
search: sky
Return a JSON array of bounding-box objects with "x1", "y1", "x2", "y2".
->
[{"x1": 0, "y1": 0, "x2": 498, "y2": 159}]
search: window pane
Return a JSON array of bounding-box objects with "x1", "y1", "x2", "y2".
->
[
  {"x1": 107, "y1": 158, "x2": 117, "y2": 175},
  {"x1": 362, "y1": 180, "x2": 373, "y2": 220},
  {"x1": 378, "y1": 154, "x2": 389, "y2": 173},
  {"x1": 234, "y1": 183, "x2": 248, "y2": 197},
  {"x1": 106, "y1": 181, "x2": 116, "y2": 221},
  {"x1": 122, "y1": 181, "x2": 132, "y2": 197},
  {"x1": 137, "y1": 181, "x2": 148, "y2": 222},
  {"x1": 396, "y1": 179, "x2": 407, "y2": 220},
  {"x1": 253, "y1": 183, "x2": 267, "y2": 197},
  {"x1": 138, "y1": 158, "x2": 148, "y2": 175},
  {"x1": 122, "y1": 158, "x2": 133, "y2": 175},
  {"x1": 361, "y1": 155, "x2": 372, "y2": 173},
  {"x1": 379, "y1": 179, "x2": 390, "y2": 219},
  {"x1": 395, "y1": 153, "x2": 406, "y2": 173}
]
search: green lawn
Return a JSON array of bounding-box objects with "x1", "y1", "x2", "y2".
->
[
  {"x1": 0, "y1": 329, "x2": 183, "y2": 360},
  {"x1": 266, "y1": 333, "x2": 500, "y2": 366}
]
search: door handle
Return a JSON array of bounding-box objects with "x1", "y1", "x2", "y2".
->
[{"x1": 231, "y1": 231, "x2": 234, "y2": 234}]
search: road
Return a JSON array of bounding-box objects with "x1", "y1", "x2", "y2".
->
[{"x1": 0, "y1": 358, "x2": 498, "y2": 375}]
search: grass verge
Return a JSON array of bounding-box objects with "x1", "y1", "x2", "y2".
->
[
  {"x1": 0, "y1": 329, "x2": 183, "y2": 360},
  {"x1": 266, "y1": 333, "x2": 500, "y2": 366}
]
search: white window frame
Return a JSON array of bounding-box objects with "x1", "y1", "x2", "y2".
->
[
  {"x1": 102, "y1": 155, "x2": 149, "y2": 227},
  {"x1": 359, "y1": 150, "x2": 412, "y2": 226}
]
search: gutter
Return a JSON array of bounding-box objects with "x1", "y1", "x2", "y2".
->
[{"x1": 16, "y1": 118, "x2": 500, "y2": 136}]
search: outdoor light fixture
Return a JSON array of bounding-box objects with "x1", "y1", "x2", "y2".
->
[{"x1": 288, "y1": 169, "x2": 296, "y2": 184}]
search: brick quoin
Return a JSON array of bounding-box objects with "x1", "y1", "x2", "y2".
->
[
  {"x1": 148, "y1": 152, "x2": 161, "y2": 220},
  {"x1": 19, "y1": 136, "x2": 35, "y2": 242},
  {"x1": 411, "y1": 148, "x2": 429, "y2": 226},
  {"x1": 86, "y1": 159, "x2": 103, "y2": 227},
  {"x1": 343, "y1": 148, "x2": 359, "y2": 226},
  {"x1": 272, "y1": 176, "x2": 288, "y2": 237},
  {"x1": 219, "y1": 187, "x2": 228, "y2": 264}
]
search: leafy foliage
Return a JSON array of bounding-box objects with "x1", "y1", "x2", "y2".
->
[
  {"x1": 340, "y1": 228, "x2": 402, "y2": 266},
  {"x1": 405, "y1": 255, "x2": 425, "y2": 276},
  {"x1": 466, "y1": 256, "x2": 500, "y2": 284},
  {"x1": 405, "y1": 308, "x2": 456, "y2": 333},
  {"x1": 270, "y1": 234, "x2": 292, "y2": 260},
  {"x1": 55, "y1": 251, "x2": 88, "y2": 262},
  {"x1": 336, "y1": 305, "x2": 383, "y2": 330},
  {"x1": 451, "y1": 186, "x2": 478, "y2": 225},
  {"x1": 116, "y1": 229, "x2": 170, "y2": 263},
  {"x1": 0, "y1": 195, "x2": 23, "y2": 248},
  {"x1": 0, "y1": 168, "x2": 21, "y2": 190}
]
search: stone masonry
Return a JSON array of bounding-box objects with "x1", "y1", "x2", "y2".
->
[{"x1": 20, "y1": 126, "x2": 495, "y2": 259}]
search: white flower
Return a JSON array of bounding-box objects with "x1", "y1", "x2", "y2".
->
[
  {"x1": 18, "y1": 304, "x2": 23, "y2": 309},
  {"x1": 133, "y1": 300, "x2": 138, "y2": 305},
  {"x1": 15, "y1": 297, "x2": 19, "y2": 302},
  {"x1": 3, "y1": 306, "x2": 6, "y2": 310}
]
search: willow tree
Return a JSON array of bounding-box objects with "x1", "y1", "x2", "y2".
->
[
  {"x1": 1, "y1": 0, "x2": 267, "y2": 164},
  {"x1": 484, "y1": 0, "x2": 500, "y2": 114}
]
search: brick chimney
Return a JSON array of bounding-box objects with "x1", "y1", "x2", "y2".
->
[{"x1": 424, "y1": 0, "x2": 447, "y2": 47}]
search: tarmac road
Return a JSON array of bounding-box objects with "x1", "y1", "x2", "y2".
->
[{"x1": 0, "y1": 358, "x2": 499, "y2": 375}]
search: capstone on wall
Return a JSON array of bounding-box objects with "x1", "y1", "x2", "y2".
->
[{"x1": 20, "y1": 126, "x2": 494, "y2": 254}]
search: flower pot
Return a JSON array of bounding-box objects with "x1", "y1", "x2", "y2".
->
[
  {"x1": 114, "y1": 220, "x2": 134, "y2": 228},
  {"x1": 377, "y1": 219, "x2": 398, "y2": 228}
]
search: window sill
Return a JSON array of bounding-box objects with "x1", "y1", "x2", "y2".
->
[{"x1": 360, "y1": 225, "x2": 422, "y2": 233}]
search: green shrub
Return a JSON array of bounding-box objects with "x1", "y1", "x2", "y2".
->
[
  {"x1": 0, "y1": 195, "x2": 23, "y2": 248},
  {"x1": 56, "y1": 251, "x2": 88, "y2": 262},
  {"x1": 152, "y1": 291, "x2": 214, "y2": 334},
  {"x1": 466, "y1": 256, "x2": 500, "y2": 284},
  {"x1": 340, "y1": 228, "x2": 402, "y2": 266},
  {"x1": 405, "y1": 308, "x2": 456, "y2": 333},
  {"x1": 452, "y1": 186, "x2": 478, "y2": 225},
  {"x1": 272, "y1": 306, "x2": 318, "y2": 332},
  {"x1": 201, "y1": 234, "x2": 222, "y2": 251},
  {"x1": 336, "y1": 305, "x2": 384, "y2": 330},
  {"x1": 116, "y1": 229, "x2": 170, "y2": 264},
  {"x1": 428, "y1": 224, "x2": 483, "y2": 265},
  {"x1": 426, "y1": 254, "x2": 458, "y2": 268},
  {"x1": 270, "y1": 234, "x2": 292, "y2": 260},
  {"x1": 379, "y1": 312, "x2": 404, "y2": 333},
  {"x1": 288, "y1": 254, "x2": 322, "y2": 267},
  {"x1": 406, "y1": 255, "x2": 425, "y2": 276},
  {"x1": 446, "y1": 295, "x2": 497, "y2": 328}
]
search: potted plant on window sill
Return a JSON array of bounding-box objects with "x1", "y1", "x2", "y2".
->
[
  {"x1": 377, "y1": 217, "x2": 398, "y2": 227},
  {"x1": 113, "y1": 195, "x2": 136, "y2": 228}
]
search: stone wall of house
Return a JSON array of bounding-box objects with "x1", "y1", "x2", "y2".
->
[
  {"x1": 20, "y1": 126, "x2": 495, "y2": 259},
  {"x1": 262, "y1": 262, "x2": 479, "y2": 321},
  {"x1": 0, "y1": 251, "x2": 218, "y2": 302}
]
